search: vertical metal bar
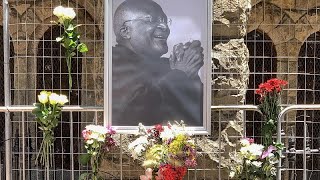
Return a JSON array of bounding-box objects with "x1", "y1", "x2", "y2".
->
[
  {"x1": 103, "y1": 0, "x2": 112, "y2": 126},
  {"x1": 22, "y1": 112, "x2": 25, "y2": 180},
  {"x1": 120, "y1": 134, "x2": 123, "y2": 180},
  {"x1": 303, "y1": 110, "x2": 307, "y2": 180},
  {"x1": 3, "y1": 0, "x2": 11, "y2": 179},
  {"x1": 277, "y1": 111, "x2": 283, "y2": 180},
  {"x1": 70, "y1": 112, "x2": 74, "y2": 180}
]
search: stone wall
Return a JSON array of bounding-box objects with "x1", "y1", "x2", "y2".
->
[
  {"x1": 196, "y1": 0, "x2": 251, "y2": 179},
  {"x1": 247, "y1": 1, "x2": 320, "y2": 178},
  {"x1": 6, "y1": 0, "x2": 320, "y2": 179}
]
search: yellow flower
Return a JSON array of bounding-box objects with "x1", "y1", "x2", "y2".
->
[
  {"x1": 38, "y1": 91, "x2": 50, "y2": 104},
  {"x1": 168, "y1": 134, "x2": 187, "y2": 154},
  {"x1": 58, "y1": 94, "x2": 68, "y2": 105},
  {"x1": 49, "y1": 93, "x2": 60, "y2": 105}
]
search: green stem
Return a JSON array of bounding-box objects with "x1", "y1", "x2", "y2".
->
[{"x1": 66, "y1": 54, "x2": 72, "y2": 90}]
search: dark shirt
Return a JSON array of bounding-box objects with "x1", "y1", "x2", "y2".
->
[{"x1": 112, "y1": 44, "x2": 203, "y2": 126}]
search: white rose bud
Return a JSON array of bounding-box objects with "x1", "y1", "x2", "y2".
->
[
  {"x1": 49, "y1": 93, "x2": 60, "y2": 105},
  {"x1": 58, "y1": 94, "x2": 68, "y2": 105},
  {"x1": 64, "y1": 8, "x2": 76, "y2": 20},
  {"x1": 53, "y1": 6, "x2": 65, "y2": 18},
  {"x1": 38, "y1": 91, "x2": 49, "y2": 104}
]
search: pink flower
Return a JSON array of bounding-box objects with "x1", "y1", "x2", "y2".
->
[
  {"x1": 82, "y1": 129, "x2": 91, "y2": 140},
  {"x1": 107, "y1": 126, "x2": 116, "y2": 135},
  {"x1": 261, "y1": 145, "x2": 277, "y2": 159},
  {"x1": 140, "y1": 168, "x2": 153, "y2": 180}
]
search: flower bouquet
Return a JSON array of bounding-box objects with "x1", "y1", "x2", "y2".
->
[
  {"x1": 80, "y1": 125, "x2": 116, "y2": 180},
  {"x1": 52, "y1": 6, "x2": 88, "y2": 89},
  {"x1": 255, "y1": 78, "x2": 287, "y2": 146},
  {"x1": 229, "y1": 138, "x2": 283, "y2": 180},
  {"x1": 32, "y1": 91, "x2": 68, "y2": 167},
  {"x1": 128, "y1": 121, "x2": 197, "y2": 180}
]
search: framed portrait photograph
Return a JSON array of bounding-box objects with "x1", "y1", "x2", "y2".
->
[{"x1": 104, "y1": 0, "x2": 212, "y2": 134}]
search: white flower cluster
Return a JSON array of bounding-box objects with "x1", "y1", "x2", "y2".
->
[
  {"x1": 240, "y1": 143, "x2": 264, "y2": 160},
  {"x1": 53, "y1": 6, "x2": 76, "y2": 21},
  {"x1": 38, "y1": 91, "x2": 68, "y2": 105},
  {"x1": 128, "y1": 136, "x2": 149, "y2": 159},
  {"x1": 83, "y1": 125, "x2": 108, "y2": 145}
]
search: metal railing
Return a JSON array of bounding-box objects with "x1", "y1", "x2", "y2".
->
[
  {"x1": 2, "y1": 104, "x2": 319, "y2": 179},
  {"x1": 277, "y1": 105, "x2": 320, "y2": 180},
  {"x1": 2, "y1": 106, "x2": 103, "y2": 180}
]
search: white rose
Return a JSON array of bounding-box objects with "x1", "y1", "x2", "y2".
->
[
  {"x1": 53, "y1": 6, "x2": 65, "y2": 18},
  {"x1": 86, "y1": 139, "x2": 94, "y2": 145},
  {"x1": 57, "y1": 94, "x2": 68, "y2": 105},
  {"x1": 160, "y1": 127, "x2": 174, "y2": 140},
  {"x1": 64, "y1": 8, "x2": 76, "y2": 20},
  {"x1": 97, "y1": 134, "x2": 106, "y2": 142},
  {"x1": 229, "y1": 171, "x2": 235, "y2": 178},
  {"x1": 251, "y1": 161, "x2": 262, "y2": 167},
  {"x1": 49, "y1": 93, "x2": 60, "y2": 105},
  {"x1": 134, "y1": 144, "x2": 145, "y2": 156},
  {"x1": 85, "y1": 125, "x2": 108, "y2": 135},
  {"x1": 38, "y1": 91, "x2": 49, "y2": 104},
  {"x1": 248, "y1": 144, "x2": 264, "y2": 156},
  {"x1": 240, "y1": 139, "x2": 250, "y2": 147}
]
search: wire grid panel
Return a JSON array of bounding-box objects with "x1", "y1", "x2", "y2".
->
[
  {"x1": 278, "y1": 106, "x2": 320, "y2": 180},
  {"x1": 6, "y1": 0, "x2": 104, "y2": 179}
]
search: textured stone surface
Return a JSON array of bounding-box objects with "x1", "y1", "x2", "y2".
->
[
  {"x1": 212, "y1": 39, "x2": 249, "y2": 106},
  {"x1": 213, "y1": 0, "x2": 251, "y2": 37}
]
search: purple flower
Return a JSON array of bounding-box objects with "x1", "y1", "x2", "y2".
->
[{"x1": 261, "y1": 145, "x2": 277, "y2": 159}]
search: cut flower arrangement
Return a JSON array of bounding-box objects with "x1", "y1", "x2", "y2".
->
[
  {"x1": 229, "y1": 78, "x2": 287, "y2": 180},
  {"x1": 229, "y1": 138, "x2": 283, "y2": 180},
  {"x1": 128, "y1": 121, "x2": 197, "y2": 180},
  {"x1": 80, "y1": 125, "x2": 116, "y2": 180},
  {"x1": 32, "y1": 91, "x2": 68, "y2": 167}
]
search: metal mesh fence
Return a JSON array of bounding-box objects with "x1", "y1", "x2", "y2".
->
[{"x1": 2, "y1": 0, "x2": 320, "y2": 180}]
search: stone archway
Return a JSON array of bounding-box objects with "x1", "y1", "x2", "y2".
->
[
  {"x1": 295, "y1": 31, "x2": 320, "y2": 179},
  {"x1": 244, "y1": 29, "x2": 277, "y2": 141}
]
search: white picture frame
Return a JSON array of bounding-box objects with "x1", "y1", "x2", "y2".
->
[{"x1": 104, "y1": 0, "x2": 212, "y2": 134}]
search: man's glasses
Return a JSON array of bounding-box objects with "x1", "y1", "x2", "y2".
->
[{"x1": 123, "y1": 15, "x2": 172, "y2": 26}]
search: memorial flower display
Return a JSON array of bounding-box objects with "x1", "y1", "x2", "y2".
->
[
  {"x1": 128, "y1": 122, "x2": 197, "y2": 180},
  {"x1": 52, "y1": 5, "x2": 88, "y2": 89},
  {"x1": 32, "y1": 91, "x2": 68, "y2": 167},
  {"x1": 80, "y1": 125, "x2": 116, "y2": 180},
  {"x1": 255, "y1": 78, "x2": 287, "y2": 146},
  {"x1": 229, "y1": 138, "x2": 283, "y2": 180}
]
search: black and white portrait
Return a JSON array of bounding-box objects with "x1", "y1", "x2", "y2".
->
[{"x1": 109, "y1": 0, "x2": 211, "y2": 130}]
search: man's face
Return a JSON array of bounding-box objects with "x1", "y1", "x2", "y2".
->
[{"x1": 127, "y1": 7, "x2": 170, "y2": 57}]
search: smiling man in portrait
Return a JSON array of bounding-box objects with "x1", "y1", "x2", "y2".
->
[{"x1": 112, "y1": 0, "x2": 204, "y2": 126}]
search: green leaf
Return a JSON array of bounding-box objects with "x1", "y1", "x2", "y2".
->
[
  {"x1": 56, "y1": 37, "x2": 63, "y2": 42},
  {"x1": 67, "y1": 24, "x2": 75, "y2": 31},
  {"x1": 79, "y1": 172, "x2": 90, "y2": 180},
  {"x1": 79, "y1": 154, "x2": 91, "y2": 165},
  {"x1": 77, "y1": 43, "x2": 88, "y2": 53}
]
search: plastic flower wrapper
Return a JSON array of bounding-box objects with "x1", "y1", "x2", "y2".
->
[
  {"x1": 80, "y1": 125, "x2": 116, "y2": 180},
  {"x1": 52, "y1": 5, "x2": 88, "y2": 89},
  {"x1": 32, "y1": 91, "x2": 68, "y2": 169},
  {"x1": 129, "y1": 121, "x2": 196, "y2": 180},
  {"x1": 229, "y1": 138, "x2": 284, "y2": 180}
]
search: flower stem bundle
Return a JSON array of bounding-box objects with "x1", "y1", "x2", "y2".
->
[
  {"x1": 32, "y1": 91, "x2": 68, "y2": 168},
  {"x1": 80, "y1": 125, "x2": 116, "y2": 180},
  {"x1": 255, "y1": 78, "x2": 287, "y2": 146}
]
